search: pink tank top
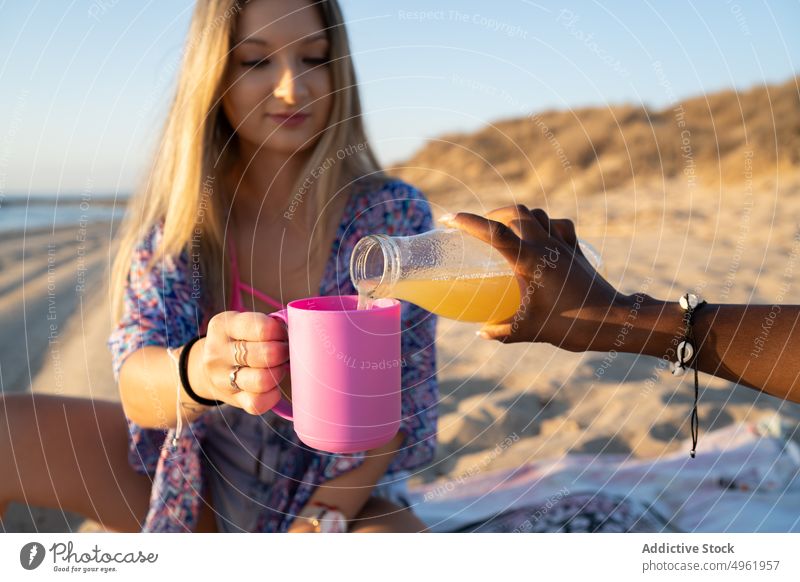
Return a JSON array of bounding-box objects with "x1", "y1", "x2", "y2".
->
[{"x1": 227, "y1": 237, "x2": 285, "y2": 312}]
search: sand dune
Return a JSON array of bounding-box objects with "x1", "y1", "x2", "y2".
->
[{"x1": 393, "y1": 76, "x2": 799, "y2": 202}]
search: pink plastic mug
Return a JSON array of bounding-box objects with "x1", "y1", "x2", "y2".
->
[{"x1": 267, "y1": 295, "x2": 402, "y2": 453}]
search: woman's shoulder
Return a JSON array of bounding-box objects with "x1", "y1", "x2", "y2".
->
[
  {"x1": 356, "y1": 176, "x2": 429, "y2": 207},
  {"x1": 350, "y1": 176, "x2": 433, "y2": 235}
]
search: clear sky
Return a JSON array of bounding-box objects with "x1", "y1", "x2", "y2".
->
[{"x1": 1, "y1": 0, "x2": 797, "y2": 195}]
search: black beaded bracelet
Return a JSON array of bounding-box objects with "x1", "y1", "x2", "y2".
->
[{"x1": 178, "y1": 334, "x2": 224, "y2": 407}]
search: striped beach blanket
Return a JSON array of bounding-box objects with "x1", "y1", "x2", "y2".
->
[{"x1": 409, "y1": 421, "x2": 800, "y2": 532}]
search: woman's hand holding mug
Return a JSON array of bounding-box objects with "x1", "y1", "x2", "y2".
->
[
  {"x1": 180, "y1": 295, "x2": 403, "y2": 455},
  {"x1": 187, "y1": 311, "x2": 290, "y2": 415}
]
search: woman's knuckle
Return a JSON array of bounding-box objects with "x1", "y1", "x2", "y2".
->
[
  {"x1": 250, "y1": 317, "x2": 269, "y2": 339},
  {"x1": 262, "y1": 342, "x2": 276, "y2": 363},
  {"x1": 251, "y1": 368, "x2": 268, "y2": 387}
]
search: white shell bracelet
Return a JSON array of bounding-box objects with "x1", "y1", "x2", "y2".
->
[{"x1": 670, "y1": 293, "x2": 706, "y2": 376}]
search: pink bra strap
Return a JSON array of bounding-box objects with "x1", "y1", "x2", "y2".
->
[
  {"x1": 239, "y1": 282, "x2": 284, "y2": 310},
  {"x1": 226, "y1": 236, "x2": 285, "y2": 310}
]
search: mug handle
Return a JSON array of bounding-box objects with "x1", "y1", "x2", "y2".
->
[{"x1": 267, "y1": 309, "x2": 293, "y2": 420}]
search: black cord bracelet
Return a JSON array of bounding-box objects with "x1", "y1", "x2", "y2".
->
[
  {"x1": 670, "y1": 293, "x2": 707, "y2": 458},
  {"x1": 178, "y1": 334, "x2": 224, "y2": 407}
]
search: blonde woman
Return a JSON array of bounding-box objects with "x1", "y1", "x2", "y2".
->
[{"x1": 0, "y1": 0, "x2": 437, "y2": 533}]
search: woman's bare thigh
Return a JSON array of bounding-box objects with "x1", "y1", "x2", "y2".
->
[
  {"x1": 0, "y1": 394, "x2": 153, "y2": 532},
  {"x1": 0, "y1": 396, "x2": 428, "y2": 534}
]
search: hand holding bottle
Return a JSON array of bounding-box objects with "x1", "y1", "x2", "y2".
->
[{"x1": 443, "y1": 206, "x2": 623, "y2": 351}]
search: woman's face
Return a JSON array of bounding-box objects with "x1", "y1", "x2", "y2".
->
[{"x1": 223, "y1": 0, "x2": 334, "y2": 158}]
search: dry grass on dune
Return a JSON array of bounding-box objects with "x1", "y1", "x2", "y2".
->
[{"x1": 392, "y1": 77, "x2": 799, "y2": 203}]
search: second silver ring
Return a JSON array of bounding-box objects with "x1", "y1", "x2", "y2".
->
[
  {"x1": 229, "y1": 364, "x2": 243, "y2": 392},
  {"x1": 233, "y1": 340, "x2": 248, "y2": 367}
]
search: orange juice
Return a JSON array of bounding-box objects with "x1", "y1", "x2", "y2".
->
[{"x1": 362, "y1": 273, "x2": 521, "y2": 323}]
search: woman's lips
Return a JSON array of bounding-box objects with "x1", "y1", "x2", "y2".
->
[{"x1": 267, "y1": 112, "x2": 310, "y2": 128}]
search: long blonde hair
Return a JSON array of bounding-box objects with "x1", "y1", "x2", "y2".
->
[{"x1": 110, "y1": 0, "x2": 383, "y2": 322}]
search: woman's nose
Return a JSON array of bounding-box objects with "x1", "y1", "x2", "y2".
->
[{"x1": 273, "y1": 65, "x2": 309, "y2": 105}]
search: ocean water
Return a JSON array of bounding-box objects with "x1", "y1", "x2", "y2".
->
[{"x1": 0, "y1": 195, "x2": 127, "y2": 235}]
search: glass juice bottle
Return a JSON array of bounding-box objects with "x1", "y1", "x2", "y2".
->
[
  {"x1": 350, "y1": 229, "x2": 605, "y2": 324},
  {"x1": 350, "y1": 229, "x2": 521, "y2": 323}
]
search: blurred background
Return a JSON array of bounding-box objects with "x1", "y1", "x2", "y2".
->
[{"x1": 1, "y1": 1, "x2": 799, "y2": 532}]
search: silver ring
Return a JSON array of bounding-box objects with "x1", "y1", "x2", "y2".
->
[
  {"x1": 229, "y1": 365, "x2": 243, "y2": 392},
  {"x1": 233, "y1": 340, "x2": 248, "y2": 367}
]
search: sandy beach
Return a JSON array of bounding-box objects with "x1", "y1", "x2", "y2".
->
[
  {"x1": 416, "y1": 174, "x2": 800, "y2": 489},
  {"x1": 3, "y1": 171, "x2": 800, "y2": 532},
  {"x1": 1, "y1": 220, "x2": 118, "y2": 532}
]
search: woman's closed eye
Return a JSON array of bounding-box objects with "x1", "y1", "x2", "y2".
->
[
  {"x1": 241, "y1": 56, "x2": 328, "y2": 70},
  {"x1": 303, "y1": 56, "x2": 329, "y2": 66},
  {"x1": 242, "y1": 57, "x2": 270, "y2": 69}
]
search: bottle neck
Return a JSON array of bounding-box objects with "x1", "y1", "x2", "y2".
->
[{"x1": 350, "y1": 234, "x2": 401, "y2": 299}]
